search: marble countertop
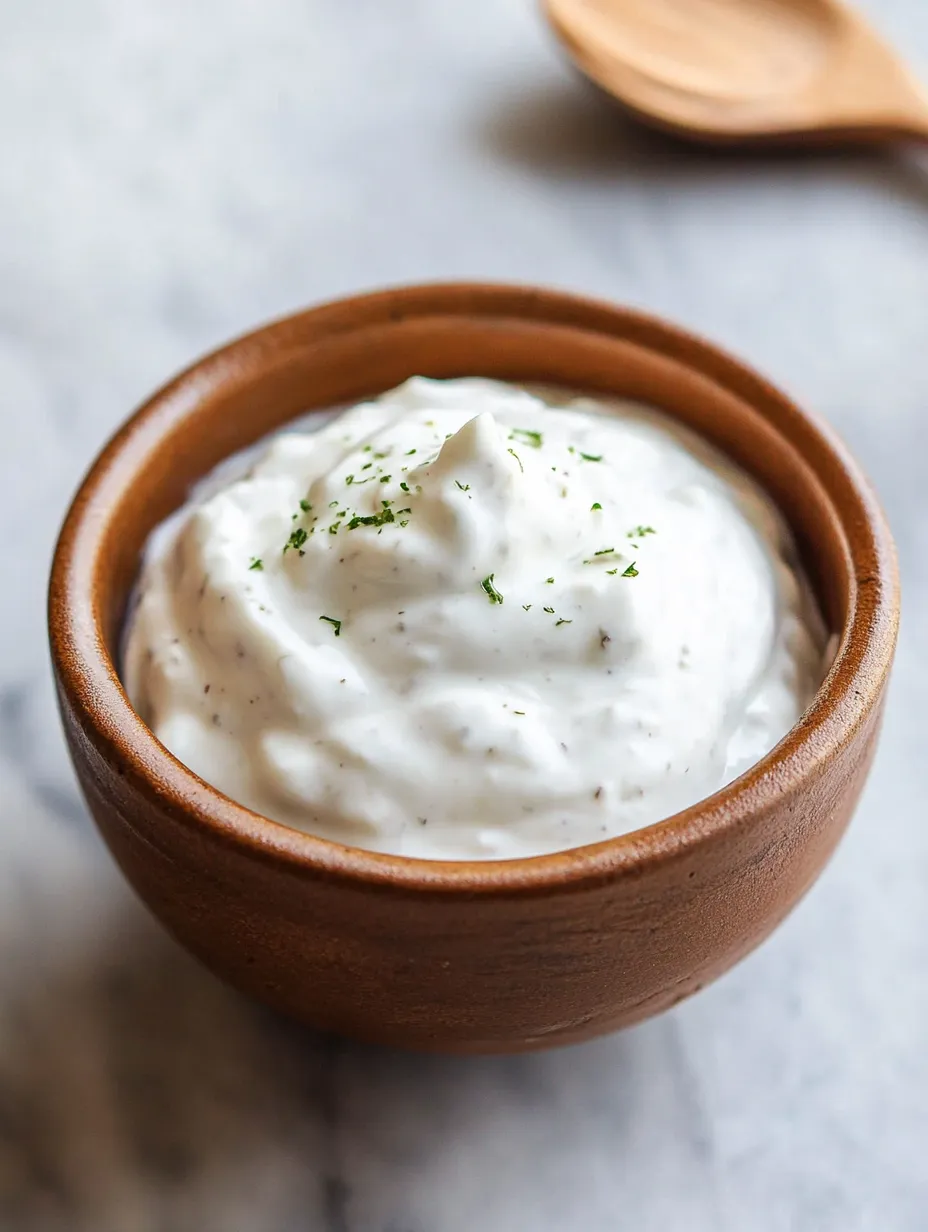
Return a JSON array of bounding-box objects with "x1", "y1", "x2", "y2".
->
[{"x1": 2, "y1": 1, "x2": 927, "y2": 1228}]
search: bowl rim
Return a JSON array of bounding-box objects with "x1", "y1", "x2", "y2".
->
[{"x1": 48, "y1": 281, "x2": 899, "y2": 896}]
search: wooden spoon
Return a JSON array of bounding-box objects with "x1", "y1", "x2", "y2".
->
[{"x1": 542, "y1": 0, "x2": 928, "y2": 145}]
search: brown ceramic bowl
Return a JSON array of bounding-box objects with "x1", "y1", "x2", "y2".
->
[{"x1": 49, "y1": 283, "x2": 898, "y2": 1053}]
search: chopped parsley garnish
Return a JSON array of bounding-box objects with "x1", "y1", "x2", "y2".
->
[
  {"x1": 555, "y1": 618, "x2": 572, "y2": 627},
  {"x1": 546, "y1": 577, "x2": 555, "y2": 584},
  {"x1": 249, "y1": 557, "x2": 263, "y2": 571},
  {"x1": 284, "y1": 527, "x2": 308, "y2": 555},
  {"x1": 379, "y1": 475, "x2": 391, "y2": 483},
  {"x1": 481, "y1": 574, "x2": 504, "y2": 605},
  {"x1": 347, "y1": 507, "x2": 395, "y2": 530},
  {"x1": 328, "y1": 523, "x2": 341, "y2": 534},
  {"x1": 591, "y1": 502, "x2": 602, "y2": 511},
  {"x1": 400, "y1": 481, "x2": 410, "y2": 492},
  {"x1": 509, "y1": 428, "x2": 543, "y2": 449},
  {"x1": 405, "y1": 448, "x2": 417, "y2": 456},
  {"x1": 454, "y1": 480, "x2": 471, "y2": 492},
  {"x1": 328, "y1": 500, "x2": 338, "y2": 508},
  {"x1": 579, "y1": 452, "x2": 603, "y2": 462},
  {"x1": 622, "y1": 561, "x2": 639, "y2": 577},
  {"x1": 514, "y1": 710, "x2": 525, "y2": 716},
  {"x1": 606, "y1": 568, "x2": 618, "y2": 575},
  {"x1": 507, "y1": 448, "x2": 524, "y2": 473},
  {"x1": 299, "y1": 499, "x2": 312, "y2": 512},
  {"x1": 319, "y1": 615, "x2": 342, "y2": 636},
  {"x1": 522, "y1": 603, "x2": 532, "y2": 611},
  {"x1": 627, "y1": 525, "x2": 656, "y2": 538},
  {"x1": 594, "y1": 547, "x2": 615, "y2": 556},
  {"x1": 543, "y1": 606, "x2": 555, "y2": 614}
]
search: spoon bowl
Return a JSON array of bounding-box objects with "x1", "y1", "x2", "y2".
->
[{"x1": 543, "y1": 0, "x2": 928, "y2": 146}]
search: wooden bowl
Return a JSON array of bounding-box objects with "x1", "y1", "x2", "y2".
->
[{"x1": 48, "y1": 284, "x2": 898, "y2": 1053}]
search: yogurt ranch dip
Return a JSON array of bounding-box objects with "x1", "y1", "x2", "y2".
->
[{"x1": 123, "y1": 377, "x2": 827, "y2": 859}]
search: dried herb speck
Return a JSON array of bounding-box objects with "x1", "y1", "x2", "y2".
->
[{"x1": 481, "y1": 574, "x2": 504, "y2": 605}]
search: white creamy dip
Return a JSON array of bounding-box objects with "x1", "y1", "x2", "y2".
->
[{"x1": 124, "y1": 377, "x2": 827, "y2": 859}]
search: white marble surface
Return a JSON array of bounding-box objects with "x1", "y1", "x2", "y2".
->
[{"x1": 2, "y1": 1, "x2": 927, "y2": 1228}]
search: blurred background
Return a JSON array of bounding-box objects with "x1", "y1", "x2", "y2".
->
[{"x1": 1, "y1": 1, "x2": 926, "y2": 1229}]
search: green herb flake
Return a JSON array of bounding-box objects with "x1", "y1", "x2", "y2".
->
[
  {"x1": 509, "y1": 428, "x2": 543, "y2": 449},
  {"x1": 400, "y1": 481, "x2": 410, "y2": 492},
  {"x1": 555, "y1": 618, "x2": 572, "y2": 627},
  {"x1": 319, "y1": 615, "x2": 342, "y2": 636},
  {"x1": 454, "y1": 480, "x2": 471, "y2": 492},
  {"x1": 405, "y1": 448, "x2": 417, "y2": 456},
  {"x1": 522, "y1": 604, "x2": 532, "y2": 611},
  {"x1": 347, "y1": 507, "x2": 395, "y2": 530},
  {"x1": 543, "y1": 606, "x2": 555, "y2": 614},
  {"x1": 328, "y1": 523, "x2": 341, "y2": 534},
  {"x1": 594, "y1": 547, "x2": 615, "y2": 556},
  {"x1": 379, "y1": 475, "x2": 391, "y2": 483},
  {"x1": 607, "y1": 568, "x2": 618, "y2": 575},
  {"x1": 507, "y1": 448, "x2": 524, "y2": 473},
  {"x1": 591, "y1": 502, "x2": 602, "y2": 511},
  {"x1": 580, "y1": 452, "x2": 603, "y2": 462},
  {"x1": 513, "y1": 710, "x2": 525, "y2": 716},
  {"x1": 622, "y1": 562, "x2": 639, "y2": 578},
  {"x1": 627, "y1": 525, "x2": 656, "y2": 538},
  {"x1": 481, "y1": 574, "x2": 504, "y2": 605},
  {"x1": 249, "y1": 557, "x2": 263, "y2": 571},
  {"x1": 546, "y1": 577, "x2": 555, "y2": 584},
  {"x1": 284, "y1": 527, "x2": 308, "y2": 555}
]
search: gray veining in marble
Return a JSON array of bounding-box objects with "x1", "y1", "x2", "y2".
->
[{"x1": 2, "y1": 1, "x2": 927, "y2": 1229}]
